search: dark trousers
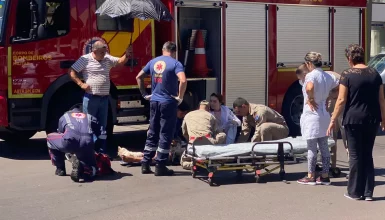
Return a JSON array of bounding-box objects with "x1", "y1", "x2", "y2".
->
[
  {"x1": 47, "y1": 132, "x2": 97, "y2": 169},
  {"x1": 345, "y1": 123, "x2": 378, "y2": 198},
  {"x1": 142, "y1": 101, "x2": 177, "y2": 165}
]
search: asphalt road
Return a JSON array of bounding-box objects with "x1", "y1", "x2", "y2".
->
[{"x1": 1, "y1": 125, "x2": 385, "y2": 220}]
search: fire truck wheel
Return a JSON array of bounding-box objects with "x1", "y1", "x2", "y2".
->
[
  {"x1": 45, "y1": 85, "x2": 84, "y2": 135},
  {"x1": 0, "y1": 128, "x2": 37, "y2": 143},
  {"x1": 282, "y1": 82, "x2": 303, "y2": 137}
]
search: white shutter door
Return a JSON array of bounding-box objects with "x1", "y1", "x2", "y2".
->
[
  {"x1": 225, "y1": 2, "x2": 266, "y2": 106},
  {"x1": 277, "y1": 6, "x2": 330, "y2": 64},
  {"x1": 334, "y1": 8, "x2": 361, "y2": 74}
]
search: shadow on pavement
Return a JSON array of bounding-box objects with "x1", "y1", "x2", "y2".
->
[
  {"x1": 173, "y1": 171, "x2": 192, "y2": 176},
  {"x1": 0, "y1": 138, "x2": 49, "y2": 160},
  {"x1": 95, "y1": 172, "x2": 133, "y2": 181},
  {"x1": 0, "y1": 130, "x2": 148, "y2": 160},
  {"x1": 191, "y1": 171, "x2": 310, "y2": 187}
]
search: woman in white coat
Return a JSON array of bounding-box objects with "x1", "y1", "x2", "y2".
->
[
  {"x1": 297, "y1": 52, "x2": 339, "y2": 186},
  {"x1": 209, "y1": 93, "x2": 241, "y2": 144}
]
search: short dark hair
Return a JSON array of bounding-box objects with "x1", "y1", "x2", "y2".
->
[
  {"x1": 296, "y1": 64, "x2": 309, "y2": 75},
  {"x1": 178, "y1": 101, "x2": 190, "y2": 112},
  {"x1": 162, "y1": 41, "x2": 177, "y2": 53},
  {"x1": 345, "y1": 44, "x2": 365, "y2": 65},
  {"x1": 233, "y1": 97, "x2": 249, "y2": 108}
]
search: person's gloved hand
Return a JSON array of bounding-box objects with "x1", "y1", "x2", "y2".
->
[
  {"x1": 172, "y1": 96, "x2": 183, "y2": 105},
  {"x1": 143, "y1": 94, "x2": 152, "y2": 101}
]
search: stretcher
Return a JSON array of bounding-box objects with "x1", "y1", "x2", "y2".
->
[{"x1": 186, "y1": 137, "x2": 338, "y2": 186}]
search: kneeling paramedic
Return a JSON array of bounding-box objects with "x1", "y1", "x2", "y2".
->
[
  {"x1": 233, "y1": 97, "x2": 289, "y2": 143},
  {"x1": 182, "y1": 100, "x2": 226, "y2": 145},
  {"x1": 180, "y1": 100, "x2": 226, "y2": 169},
  {"x1": 47, "y1": 108, "x2": 105, "y2": 182}
]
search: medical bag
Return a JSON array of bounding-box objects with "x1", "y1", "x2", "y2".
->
[{"x1": 95, "y1": 152, "x2": 115, "y2": 175}]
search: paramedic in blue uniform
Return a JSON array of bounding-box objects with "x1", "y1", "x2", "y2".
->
[
  {"x1": 47, "y1": 107, "x2": 105, "y2": 182},
  {"x1": 136, "y1": 41, "x2": 187, "y2": 176}
]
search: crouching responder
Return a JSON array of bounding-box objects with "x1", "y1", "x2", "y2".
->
[
  {"x1": 180, "y1": 100, "x2": 226, "y2": 170},
  {"x1": 182, "y1": 100, "x2": 226, "y2": 145},
  {"x1": 233, "y1": 97, "x2": 289, "y2": 143},
  {"x1": 47, "y1": 107, "x2": 104, "y2": 182}
]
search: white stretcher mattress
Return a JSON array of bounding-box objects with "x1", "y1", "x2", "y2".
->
[{"x1": 187, "y1": 137, "x2": 335, "y2": 158}]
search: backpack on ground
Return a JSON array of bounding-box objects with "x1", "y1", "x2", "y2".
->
[{"x1": 95, "y1": 152, "x2": 115, "y2": 175}]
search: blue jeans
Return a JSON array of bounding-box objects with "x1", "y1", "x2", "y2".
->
[
  {"x1": 83, "y1": 93, "x2": 109, "y2": 153},
  {"x1": 143, "y1": 101, "x2": 177, "y2": 165}
]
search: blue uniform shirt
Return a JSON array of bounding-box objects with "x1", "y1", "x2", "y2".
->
[
  {"x1": 143, "y1": 55, "x2": 184, "y2": 103},
  {"x1": 58, "y1": 109, "x2": 104, "y2": 140}
]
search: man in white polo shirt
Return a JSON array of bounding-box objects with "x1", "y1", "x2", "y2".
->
[{"x1": 69, "y1": 41, "x2": 130, "y2": 154}]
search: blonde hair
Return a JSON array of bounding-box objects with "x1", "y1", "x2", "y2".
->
[{"x1": 304, "y1": 52, "x2": 323, "y2": 68}]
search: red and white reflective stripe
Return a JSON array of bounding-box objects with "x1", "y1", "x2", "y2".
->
[
  {"x1": 189, "y1": 134, "x2": 211, "y2": 141},
  {"x1": 195, "y1": 48, "x2": 205, "y2": 55}
]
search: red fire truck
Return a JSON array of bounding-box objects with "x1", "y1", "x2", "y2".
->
[{"x1": 0, "y1": 0, "x2": 368, "y2": 142}]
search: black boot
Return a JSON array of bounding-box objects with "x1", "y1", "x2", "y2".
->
[
  {"x1": 141, "y1": 163, "x2": 153, "y2": 174},
  {"x1": 154, "y1": 164, "x2": 174, "y2": 176},
  {"x1": 55, "y1": 167, "x2": 66, "y2": 176},
  {"x1": 70, "y1": 155, "x2": 84, "y2": 182}
]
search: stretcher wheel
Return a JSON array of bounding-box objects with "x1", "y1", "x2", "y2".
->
[{"x1": 330, "y1": 167, "x2": 341, "y2": 178}]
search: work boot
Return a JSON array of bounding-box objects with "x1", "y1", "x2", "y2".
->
[
  {"x1": 55, "y1": 167, "x2": 66, "y2": 176},
  {"x1": 70, "y1": 155, "x2": 84, "y2": 183},
  {"x1": 154, "y1": 164, "x2": 174, "y2": 176},
  {"x1": 141, "y1": 163, "x2": 153, "y2": 174}
]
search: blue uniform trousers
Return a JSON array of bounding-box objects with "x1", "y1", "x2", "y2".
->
[
  {"x1": 142, "y1": 101, "x2": 177, "y2": 165},
  {"x1": 47, "y1": 131, "x2": 97, "y2": 170}
]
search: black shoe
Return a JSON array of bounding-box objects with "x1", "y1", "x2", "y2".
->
[
  {"x1": 55, "y1": 167, "x2": 66, "y2": 176},
  {"x1": 141, "y1": 163, "x2": 153, "y2": 174},
  {"x1": 70, "y1": 155, "x2": 84, "y2": 182},
  {"x1": 154, "y1": 164, "x2": 174, "y2": 176}
]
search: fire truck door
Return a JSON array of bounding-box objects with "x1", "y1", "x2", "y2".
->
[{"x1": 9, "y1": 0, "x2": 76, "y2": 99}]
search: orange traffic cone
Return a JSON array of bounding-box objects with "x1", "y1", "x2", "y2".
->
[{"x1": 192, "y1": 30, "x2": 210, "y2": 77}]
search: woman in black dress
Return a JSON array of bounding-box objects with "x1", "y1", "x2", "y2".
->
[{"x1": 327, "y1": 44, "x2": 385, "y2": 201}]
